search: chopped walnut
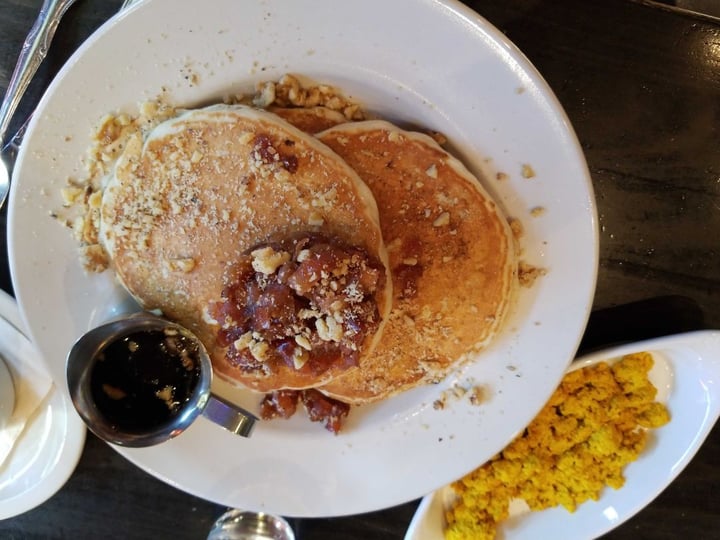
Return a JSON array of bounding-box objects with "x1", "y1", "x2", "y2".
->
[
  {"x1": 57, "y1": 98, "x2": 177, "y2": 273},
  {"x1": 294, "y1": 334, "x2": 312, "y2": 351},
  {"x1": 521, "y1": 163, "x2": 536, "y2": 179},
  {"x1": 251, "y1": 246, "x2": 291, "y2": 275},
  {"x1": 253, "y1": 81, "x2": 277, "y2": 108},
  {"x1": 518, "y1": 261, "x2": 547, "y2": 287},
  {"x1": 254, "y1": 74, "x2": 365, "y2": 121},
  {"x1": 80, "y1": 244, "x2": 109, "y2": 273},
  {"x1": 433, "y1": 212, "x2": 450, "y2": 227},
  {"x1": 508, "y1": 217, "x2": 524, "y2": 240},
  {"x1": 308, "y1": 211, "x2": 325, "y2": 227},
  {"x1": 316, "y1": 316, "x2": 343, "y2": 343},
  {"x1": 292, "y1": 347, "x2": 309, "y2": 369},
  {"x1": 233, "y1": 332, "x2": 254, "y2": 351},
  {"x1": 249, "y1": 340, "x2": 270, "y2": 362},
  {"x1": 60, "y1": 187, "x2": 84, "y2": 206},
  {"x1": 167, "y1": 258, "x2": 196, "y2": 273},
  {"x1": 469, "y1": 385, "x2": 486, "y2": 406}
]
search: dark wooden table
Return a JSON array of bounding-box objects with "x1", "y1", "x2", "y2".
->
[{"x1": 1, "y1": 0, "x2": 719, "y2": 538}]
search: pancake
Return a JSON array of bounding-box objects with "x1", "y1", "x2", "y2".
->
[
  {"x1": 315, "y1": 120, "x2": 517, "y2": 404},
  {"x1": 269, "y1": 106, "x2": 348, "y2": 134},
  {"x1": 100, "y1": 104, "x2": 391, "y2": 392}
]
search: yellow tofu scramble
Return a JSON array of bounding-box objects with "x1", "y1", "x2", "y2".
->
[{"x1": 445, "y1": 352, "x2": 670, "y2": 540}]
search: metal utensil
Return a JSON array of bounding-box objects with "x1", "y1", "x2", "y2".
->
[
  {"x1": 207, "y1": 509, "x2": 295, "y2": 540},
  {"x1": 0, "y1": 0, "x2": 144, "y2": 207},
  {"x1": 0, "y1": 0, "x2": 80, "y2": 208}
]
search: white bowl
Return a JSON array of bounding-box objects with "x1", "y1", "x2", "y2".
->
[{"x1": 405, "y1": 330, "x2": 720, "y2": 540}]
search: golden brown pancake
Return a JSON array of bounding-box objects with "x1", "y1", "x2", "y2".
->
[
  {"x1": 100, "y1": 105, "x2": 391, "y2": 392},
  {"x1": 269, "y1": 106, "x2": 348, "y2": 134},
  {"x1": 315, "y1": 120, "x2": 517, "y2": 404}
]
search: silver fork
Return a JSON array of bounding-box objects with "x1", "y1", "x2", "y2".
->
[
  {"x1": 0, "y1": 0, "x2": 79, "y2": 147},
  {"x1": 0, "y1": 0, "x2": 142, "y2": 207}
]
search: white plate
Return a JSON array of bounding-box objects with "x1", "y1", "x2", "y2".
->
[
  {"x1": 405, "y1": 330, "x2": 720, "y2": 540},
  {"x1": 0, "y1": 290, "x2": 86, "y2": 520},
  {"x1": 7, "y1": 0, "x2": 597, "y2": 517}
]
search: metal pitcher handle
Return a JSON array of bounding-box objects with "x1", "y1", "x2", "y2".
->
[{"x1": 202, "y1": 394, "x2": 258, "y2": 437}]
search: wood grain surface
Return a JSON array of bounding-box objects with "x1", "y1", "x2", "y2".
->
[{"x1": 0, "y1": 0, "x2": 718, "y2": 538}]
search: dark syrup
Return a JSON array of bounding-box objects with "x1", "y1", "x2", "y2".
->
[{"x1": 90, "y1": 329, "x2": 201, "y2": 432}]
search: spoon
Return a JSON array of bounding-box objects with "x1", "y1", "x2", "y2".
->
[{"x1": 0, "y1": 0, "x2": 80, "y2": 208}]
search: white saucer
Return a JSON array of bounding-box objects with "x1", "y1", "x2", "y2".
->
[
  {"x1": 0, "y1": 354, "x2": 14, "y2": 429},
  {"x1": 0, "y1": 289, "x2": 86, "y2": 520}
]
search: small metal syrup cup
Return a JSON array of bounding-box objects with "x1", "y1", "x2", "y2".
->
[{"x1": 66, "y1": 312, "x2": 257, "y2": 447}]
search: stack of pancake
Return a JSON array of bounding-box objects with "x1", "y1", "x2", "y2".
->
[{"x1": 99, "y1": 93, "x2": 518, "y2": 408}]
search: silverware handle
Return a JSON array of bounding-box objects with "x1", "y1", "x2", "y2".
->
[
  {"x1": 202, "y1": 394, "x2": 258, "y2": 437},
  {"x1": 0, "y1": 0, "x2": 77, "y2": 143},
  {"x1": 2, "y1": 115, "x2": 29, "y2": 155}
]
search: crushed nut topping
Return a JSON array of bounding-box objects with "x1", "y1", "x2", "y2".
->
[
  {"x1": 433, "y1": 212, "x2": 451, "y2": 227},
  {"x1": 518, "y1": 261, "x2": 547, "y2": 287},
  {"x1": 55, "y1": 99, "x2": 178, "y2": 271},
  {"x1": 166, "y1": 257, "x2": 197, "y2": 273},
  {"x1": 56, "y1": 76, "x2": 368, "y2": 275},
  {"x1": 251, "y1": 246, "x2": 292, "y2": 275},
  {"x1": 508, "y1": 217, "x2": 524, "y2": 240},
  {"x1": 254, "y1": 74, "x2": 365, "y2": 121}
]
